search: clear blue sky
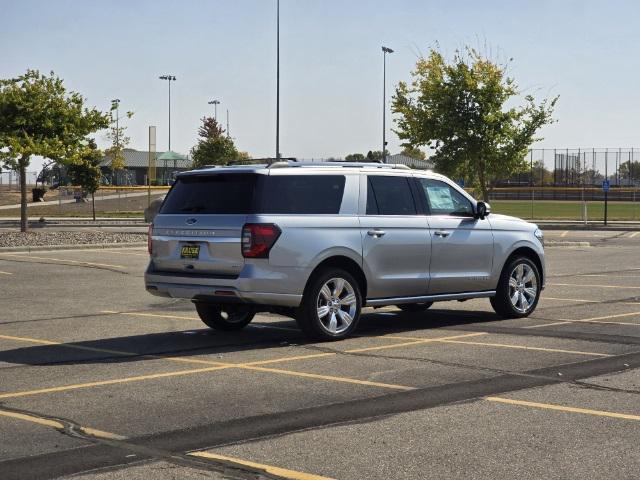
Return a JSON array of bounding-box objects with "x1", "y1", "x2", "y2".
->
[{"x1": 3, "y1": 0, "x2": 639, "y2": 169}]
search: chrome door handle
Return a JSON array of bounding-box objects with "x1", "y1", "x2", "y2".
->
[
  {"x1": 367, "y1": 229, "x2": 386, "y2": 238},
  {"x1": 434, "y1": 230, "x2": 451, "y2": 238}
]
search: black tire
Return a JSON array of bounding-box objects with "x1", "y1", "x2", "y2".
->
[
  {"x1": 194, "y1": 303, "x2": 255, "y2": 331},
  {"x1": 397, "y1": 302, "x2": 433, "y2": 312},
  {"x1": 491, "y1": 256, "x2": 541, "y2": 318},
  {"x1": 296, "y1": 268, "x2": 362, "y2": 341}
]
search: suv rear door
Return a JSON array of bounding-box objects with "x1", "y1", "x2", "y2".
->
[
  {"x1": 150, "y1": 173, "x2": 258, "y2": 276},
  {"x1": 359, "y1": 173, "x2": 430, "y2": 299}
]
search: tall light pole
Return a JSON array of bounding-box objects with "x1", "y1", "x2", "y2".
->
[
  {"x1": 208, "y1": 99, "x2": 220, "y2": 121},
  {"x1": 381, "y1": 46, "x2": 393, "y2": 163},
  {"x1": 276, "y1": 0, "x2": 280, "y2": 159},
  {"x1": 111, "y1": 99, "x2": 120, "y2": 186},
  {"x1": 158, "y1": 75, "x2": 176, "y2": 151}
]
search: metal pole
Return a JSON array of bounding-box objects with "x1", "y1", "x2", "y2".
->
[
  {"x1": 168, "y1": 79, "x2": 171, "y2": 151},
  {"x1": 226, "y1": 109, "x2": 230, "y2": 137},
  {"x1": 276, "y1": 0, "x2": 280, "y2": 159},
  {"x1": 383, "y1": 50, "x2": 386, "y2": 163}
]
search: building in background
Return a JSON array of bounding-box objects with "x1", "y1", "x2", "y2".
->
[{"x1": 100, "y1": 149, "x2": 191, "y2": 185}]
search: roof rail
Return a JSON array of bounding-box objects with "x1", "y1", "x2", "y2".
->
[{"x1": 227, "y1": 157, "x2": 297, "y2": 166}]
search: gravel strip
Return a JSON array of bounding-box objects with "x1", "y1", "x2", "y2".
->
[{"x1": 0, "y1": 231, "x2": 146, "y2": 248}]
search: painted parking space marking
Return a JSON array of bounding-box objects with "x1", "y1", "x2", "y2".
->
[
  {"x1": 0, "y1": 408, "x2": 125, "y2": 440},
  {"x1": 560, "y1": 231, "x2": 569, "y2": 237},
  {"x1": 549, "y1": 282, "x2": 640, "y2": 290},
  {"x1": 523, "y1": 321, "x2": 573, "y2": 329},
  {"x1": 101, "y1": 310, "x2": 200, "y2": 321},
  {"x1": 0, "y1": 270, "x2": 13, "y2": 275},
  {"x1": 190, "y1": 451, "x2": 335, "y2": 480},
  {"x1": 486, "y1": 397, "x2": 640, "y2": 421},
  {"x1": 629, "y1": 232, "x2": 639, "y2": 238},
  {"x1": 387, "y1": 335, "x2": 612, "y2": 357},
  {"x1": 570, "y1": 311, "x2": 640, "y2": 322},
  {"x1": 0, "y1": 254, "x2": 126, "y2": 270},
  {"x1": 0, "y1": 409, "x2": 331, "y2": 479},
  {"x1": 0, "y1": 365, "x2": 231, "y2": 400}
]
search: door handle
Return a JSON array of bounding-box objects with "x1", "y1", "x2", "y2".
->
[
  {"x1": 434, "y1": 230, "x2": 451, "y2": 238},
  {"x1": 367, "y1": 229, "x2": 386, "y2": 238}
]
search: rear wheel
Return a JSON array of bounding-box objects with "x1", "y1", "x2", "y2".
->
[
  {"x1": 297, "y1": 269, "x2": 362, "y2": 341},
  {"x1": 195, "y1": 303, "x2": 255, "y2": 331},
  {"x1": 397, "y1": 302, "x2": 433, "y2": 312},
  {"x1": 491, "y1": 256, "x2": 540, "y2": 318}
]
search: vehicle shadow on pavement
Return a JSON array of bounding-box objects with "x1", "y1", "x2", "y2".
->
[{"x1": 0, "y1": 309, "x2": 499, "y2": 367}]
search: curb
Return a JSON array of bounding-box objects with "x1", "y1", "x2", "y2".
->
[
  {"x1": 0, "y1": 242, "x2": 147, "y2": 253},
  {"x1": 545, "y1": 241, "x2": 591, "y2": 247}
]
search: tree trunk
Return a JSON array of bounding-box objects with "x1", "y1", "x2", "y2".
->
[
  {"x1": 19, "y1": 159, "x2": 28, "y2": 233},
  {"x1": 92, "y1": 192, "x2": 96, "y2": 221},
  {"x1": 477, "y1": 159, "x2": 489, "y2": 202}
]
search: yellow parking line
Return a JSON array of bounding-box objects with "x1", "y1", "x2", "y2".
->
[
  {"x1": 101, "y1": 310, "x2": 199, "y2": 321},
  {"x1": 346, "y1": 332, "x2": 487, "y2": 353},
  {"x1": 0, "y1": 408, "x2": 126, "y2": 440},
  {"x1": 0, "y1": 254, "x2": 125, "y2": 269},
  {"x1": 436, "y1": 339, "x2": 611, "y2": 357},
  {"x1": 486, "y1": 397, "x2": 640, "y2": 421},
  {"x1": 560, "y1": 231, "x2": 569, "y2": 237},
  {"x1": 191, "y1": 451, "x2": 335, "y2": 480},
  {"x1": 523, "y1": 321, "x2": 572, "y2": 329},
  {"x1": 244, "y1": 365, "x2": 414, "y2": 391},
  {"x1": 629, "y1": 232, "x2": 639, "y2": 238},
  {"x1": 571, "y1": 311, "x2": 640, "y2": 322},
  {"x1": 0, "y1": 365, "x2": 230, "y2": 400},
  {"x1": 0, "y1": 270, "x2": 12, "y2": 275},
  {"x1": 549, "y1": 282, "x2": 640, "y2": 290},
  {"x1": 387, "y1": 334, "x2": 611, "y2": 356},
  {"x1": 542, "y1": 297, "x2": 601, "y2": 303}
]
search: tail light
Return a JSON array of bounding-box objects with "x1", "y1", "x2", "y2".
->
[
  {"x1": 242, "y1": 223, "x2": 281, "y2": 258},
  {"x1": 147, "y1": 224, "x2": 153, "y2": 255}
]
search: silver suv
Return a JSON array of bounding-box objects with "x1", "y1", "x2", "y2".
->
[{"x1": 145, "y1": 162, "x2": 545, "y2": 340}]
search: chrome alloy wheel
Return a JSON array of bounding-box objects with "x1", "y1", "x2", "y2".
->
[
  {"x1": 316, "y1": 277, "x2": 357, "y2": 334},
  {"x1": 509, "y1": 263, "x2": 538, "y2": 313}
]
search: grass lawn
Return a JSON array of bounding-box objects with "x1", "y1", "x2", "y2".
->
[{"x1": 491, "y1": 200, "x2": 640, "y2": 221}]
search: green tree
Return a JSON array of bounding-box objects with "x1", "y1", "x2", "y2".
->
[
  {"x1": 366, "y1": 150, "x2": 388, "y2": 162},
  {"x1": 67, "y1": 139, "x2": 103, "y2": 221},
  {"x1": 191, "y1": 117, "x2": 239, "y2": 167},
  {"x1": 393, "y1": 47, "x2": 557, "y2": 200},
  {"x1": 0, "y1": 70, "x2": 109, "y2": 231},
  {"x1": 104, "y1": 100, "x2": 134, "y2": 182},
  {"x1": 344, "y1": 153, "x2": 366, "y2": 162}
]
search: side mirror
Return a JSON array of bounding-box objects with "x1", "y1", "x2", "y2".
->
[{"x1": 475, "y1": 201, "x2": 490, "y2": 219}]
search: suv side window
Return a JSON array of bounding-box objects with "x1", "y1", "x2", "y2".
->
[
  {"x1": 366, "y1": 175, "x2": 417, "y2": 215},
  {"x1": 418, "y1": 178, "x2": 474, "y2": 216}
]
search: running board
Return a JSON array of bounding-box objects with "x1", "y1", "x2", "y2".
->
[{"x1": 366, "y1": 290, "x2": 496, "y2": 307}]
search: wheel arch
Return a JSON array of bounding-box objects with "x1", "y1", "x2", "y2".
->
[
  {"x1": 505, "y1": 246, "x2": 544, "y2": 286},
  {"x1": 305, "y1": 255, "x2": 367, "y2": 300}
]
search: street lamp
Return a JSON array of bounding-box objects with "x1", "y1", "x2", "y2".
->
[
  {"x1": 111, "y1": 99, "x2": 120, "y2": 185},
  {"x1": 208, "y1": 100, "x2": 221, "y2": 121},
  {"x1": 158, "y1": 75, "x2": 176, "y2": 151},
  {"x1": 381, "y1": 46, "x2": 393, "y2": 163}
]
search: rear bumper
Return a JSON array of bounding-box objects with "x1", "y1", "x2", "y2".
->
[{"x1": 144, "y1": 265, "x2": 304, "y2": 307}]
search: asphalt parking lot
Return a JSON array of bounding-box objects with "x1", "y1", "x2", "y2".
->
[{"x1": 1, "y1": 230, "x2": 639, "y2": 479}]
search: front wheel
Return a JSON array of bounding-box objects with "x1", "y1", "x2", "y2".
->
[
  {"x1": 491, "y1": 256, "x2": 541, "y2": 318},
  {"x1": 195, "y1": 303, "x2": 255, "y2": 331},
  {"x1": 297, "y1": 269, "x2": 362, "y2": 341}
]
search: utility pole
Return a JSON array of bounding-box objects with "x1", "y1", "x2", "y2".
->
[
  {"x1": 226, "y1": 109, "x2": 230, "y2": 137},
  {"x1": 381, "y1": 46, "x2": 394, "y2": 163},
  {"x1": 158, "y1": 75, "x2": 176, "y2": 151}
]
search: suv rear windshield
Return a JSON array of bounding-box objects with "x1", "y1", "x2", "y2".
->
[{"x1": 160, "y1": 173, "x2": 346, "y2": 215}]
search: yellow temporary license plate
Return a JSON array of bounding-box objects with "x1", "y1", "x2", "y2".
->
[{"x1": 180, "y1": 245, "x2": 200, "y2": 259}]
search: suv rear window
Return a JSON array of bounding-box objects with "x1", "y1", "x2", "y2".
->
[
  {"x1": 160, "y1": 174, "x2": 258, "y2": 214},
  {"x1": 160, "y1": 173, "x2": 345, "y2": 215}
]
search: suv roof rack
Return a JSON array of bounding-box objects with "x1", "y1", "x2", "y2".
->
[
  {"x1": 227, "y1": 157, "x2": 298, "y2": 166},
  {"x1": 267, "y1": 161, "x2": 412, "y2": 170}
]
